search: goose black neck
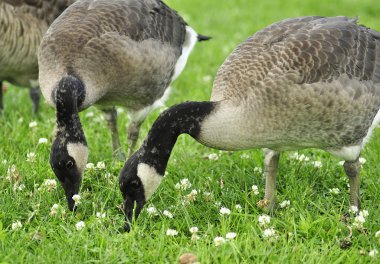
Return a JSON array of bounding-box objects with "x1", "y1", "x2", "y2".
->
[
  {"x1": 137, "y1": 101, "x2": 215, "y2": 175},
  {"x1": 55, "y1": 75, "x2": 86, "y2": 140}
]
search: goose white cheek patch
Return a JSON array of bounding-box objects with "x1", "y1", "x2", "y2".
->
[
  {"x1": 137, "y1": 163, "x2": 163, "y2": 200},
  {"x1": 67, "y1": 142, "x2": 89, "y2": 174}
]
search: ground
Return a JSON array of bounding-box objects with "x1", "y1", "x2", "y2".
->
[{"x1": 0, "y1": 0, "x2": 380, "y2": 263}]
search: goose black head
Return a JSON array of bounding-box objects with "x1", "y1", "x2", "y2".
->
[
  {"x1": 50, "y1": 134, "x2": 88, "y2": 211},
  {"x1": 119, "y1": 151, "x2": 163, "y2": 232},
  {"x1": 51, "y1": 74, "x2": 87, "y2": 210}
]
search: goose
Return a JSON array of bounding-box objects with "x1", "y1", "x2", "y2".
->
[
  {"x1": 0, "y1": 0, "x2": 75, "y2": 114},
  {"x1": 38, "y1": 0, "x2": 210, "y2": 210},
  {"x1": 119, "y1": 16, "x2": 380, "y2": 231}
]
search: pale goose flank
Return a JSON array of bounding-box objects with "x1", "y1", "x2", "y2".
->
[
  {"x1": 120, "y1": 16, "x2": 380, "y2": 231},
  {"x1": 0, "y1": 0, "x2": 74, "y2": 114},
  {"x1": 38, "y1": 0, "x2": 210, "y2": 210}
]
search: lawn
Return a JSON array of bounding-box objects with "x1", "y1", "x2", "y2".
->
[{"x1": 1, "y1": 0, "x2": 380, "y2": 263}]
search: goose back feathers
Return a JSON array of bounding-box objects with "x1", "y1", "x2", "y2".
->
[{"x1": 39, "y1": 0, "x2": 194, "y2": 111}]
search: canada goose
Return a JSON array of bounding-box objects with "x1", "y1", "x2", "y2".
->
[
  {"x1": 0, "y1": 0, "x2": 74, "y2": 114},
  {"x1": 38, "y1": 0, "x2": 209, "y2": 210},
  {"x1": 120, "y1": 16, "x2": 380, "y2": 231}
]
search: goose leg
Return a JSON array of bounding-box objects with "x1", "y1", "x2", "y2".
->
[
  {"x1": 127, "y1": 120, "x2": 143, "y2": 157},
  {"x1": 343, "y1": 159, "x2": 361, "y2": 209},
  {"x1": 127, "y1": 108, "x2": 152, "y2": 157},
  {"x1": 257, "y1": 149, "x2": 280, "y2": 211},
  {"x1": 102, "y1": 107, "x2": 126, "y2": 161},
  {"x1": 0, "y1": 81, "x2": 3, "y2": 113},
  {"x1": 29, "y1": 85, "x2": 40, "y2": 115}
]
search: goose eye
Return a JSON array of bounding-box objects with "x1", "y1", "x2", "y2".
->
[
  {"x1": 66, "y1": 160, "x2": 74, "y2": 169},
  {"x1": 130, "y1": 179, "x2": 140, "y2": 187}
]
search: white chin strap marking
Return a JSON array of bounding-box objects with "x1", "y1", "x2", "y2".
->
[{"x1": 137, "y1": 163, "x2": 163, "y2": 200}]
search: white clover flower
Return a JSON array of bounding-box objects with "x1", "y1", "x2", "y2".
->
[
  {"x1": 360, "y1": 210, "x2": 369, "y2": 218},
  {"x1": 2, "y1": 160, "x2": 7, "y2": 164},
  {"x1": 75, "y1": 221, "x2": 85, "y2": 231},
  {"x1": 279, "y1": 200, "x2": 290, "y2": 209},
  {"x1": 369, "y1": 249, "x2": 378, "y2": 258},
  {"x1": 253, "y1": 167, "x2": 263, "y2": 174},
  {"x1": 96, "y1": 161, "x2": 106, "y2": 170},
  {"x1": 375, "y1": 230, "x2": 380, "y2": 238},
  {"x1": 202, "y1": 75, "x2": 212, "y2": 82},
  {"x1": 208, "y1": 153, "x2": 219, "y2": 160},
  {"x1": 312, "y1": 161, "x2": 322, "y2": 168},
  {"x1": 251, "y1": 185, "x2": 259, "y2": 195},
  {"x1": 17, "y1": 184, "x2": 26, "y2": 191},
  {"x1": 11, "y1": 221, "x2": 22, "y2": 230},
  {"x1": 6, "y1": 164, "x2": 19, "y2": 181},
  {"x1": 359, "y1": 157, "x2": 366, "y2": 165},
  {"x1": 329, "y1": 188, "x2": 340, "y2": 195},
  {"x1": 72, "y1": 194, "x2": 81, "y2": 205},
  {"x1": 86, "y1": 163, "x2": 95, "y2": 170},
  {"x1": 18, "y1": 118, "x2": 23, "y2": 123},
  {"x1": 166, "y1": 229, "x2": 178, "y2": 236},
  {"x1": 226, "y1": 232, "x2": 237, "y2": 240},
  {"x1": 262, "y1": 228, "x2": 276, "y2": 238},
  {"x1": 297, "y1": 154, "x2": 310, "y2": 162},
  {"x1": 50, "y1": 204, "x2": 59, "y2": 216},
  {"x1": 338, "y1": 161, "x2": 345, "y2": 166},
  {"x1": 185, "y1": 189, "x2": 198, "y2": 202},
  {"x1": 29, "y1": 121, "x2": 37, "y2": 128},
  {"x1": 349, "y1": 206, "x2": 359, "y2": 214},
  {"x1": 85, "y1": 111, "x2": 94, "y2": 118},
  {"x1": 96, "y1": 212, "x2": 106, "y2": 219},
  {"x1": 219, "y1": 207, "x2": 231, "y2": 215},
  {"x1": 214, "y1": 236, "x2": 226, "y2": 246},
  {"x1": 235, "y1": 204, "x2": 242, "y2": 212},
  {"x1": 240, "y1": 153, "x2": 250, "y2": 159},
  {"x1": 203, "y1": 192, "x2": 212, "y2": 202},
  {"x1": 189, "y1": 227, "x2": 198, "y2": 234},
  {"x1": 191, "y1": 234, "x2": 200, "y2": 241},
  {"x1": 353, "y1": 213, "x2": 366, "y2": 229},
  {"x1": 258, "y1": 214, "x2": 271, "y2": 227},
  {"x1": 44, "y1": 179, "x2": 57, "y2": 191},
  {"x1": 175, "y1": 178, "x2": 192, "y2": 191},
  {"x1": 146, "y1": 206, "x2": 158, "y2": 216},
  {"x1": 38, "y1": 138, "x2": 48, "y2": 144},
  {"x1": 163, "y1": 210, "x2": 173, "y2": 219},
  {"x1": 26, "y1": 152, "x2": 36, "y2": 162}
]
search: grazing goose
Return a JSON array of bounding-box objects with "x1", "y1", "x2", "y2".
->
[
  {"x1": 38, "y1": 0, "x2": 209, "y2": 210},
  {"x1": 0, "y1": 0, "x2": 74, "y2": 114},
  {"x1": 120, "y1": 16, "x2": 380, "y2": 230}
]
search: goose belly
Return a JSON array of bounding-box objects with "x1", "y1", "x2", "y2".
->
[{"x1": 200, "y1": 77, "x2": 380, "y2": 151}]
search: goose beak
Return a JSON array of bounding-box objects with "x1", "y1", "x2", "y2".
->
[
  {"x1": 61, "y1": 180, "x2": 80, "y2": 211},
  {"x1": 123, "y1": 196, "x2": 145, "y2": 232}
]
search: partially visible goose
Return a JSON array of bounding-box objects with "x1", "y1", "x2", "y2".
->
[
  {"x1": 0, "y1": 0, "x2": 75, "y2": 114},
  {"x1": 38, "y1": 0, "x2": 209, "y2": 210},
  {"x1": 120, "y1": 16, "x2": 380, "y2": 230}
]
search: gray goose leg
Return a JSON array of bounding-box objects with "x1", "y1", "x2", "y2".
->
[
  {"x1": 29, "y1": 86, "x2": 40, "y2": 114},
  {"x1": 343, "y1": 159, "x2": 361, "y2": 209},
  {"x1": 257, "y1": 149, "x2": 280, "y2": 211},
  {"x1": 0, "y1": 81, "x2": 3, "y2": 114},
  {"x1": 102, "y1": 107, "x2": 126, "y2": 161},
  {"x1": 127, "y1": 120, "x2": 143, "y2": 157}
]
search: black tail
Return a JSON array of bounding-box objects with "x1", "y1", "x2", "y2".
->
[{"x1": 197, "y1": 34, "x2": 211, "y2": 42}]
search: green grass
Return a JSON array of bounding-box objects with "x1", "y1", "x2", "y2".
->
[{"x1": 1, "y1": 0, "x2": 380, "y2": 263}]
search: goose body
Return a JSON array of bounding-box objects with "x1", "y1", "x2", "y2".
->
[
  {"x1": 0, "y1": 0, "x2": 74, "y2": 113},
  {"x1": 38, "y1": 0, "x2": 209, "y2": 209},
  {"x1": 120, "y1": 16, "x2": 380, "y2": 231}
]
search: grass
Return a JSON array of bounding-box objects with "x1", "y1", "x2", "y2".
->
[{"x1": 1, "y1": 0, "x2": 380, "y2": 263}]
